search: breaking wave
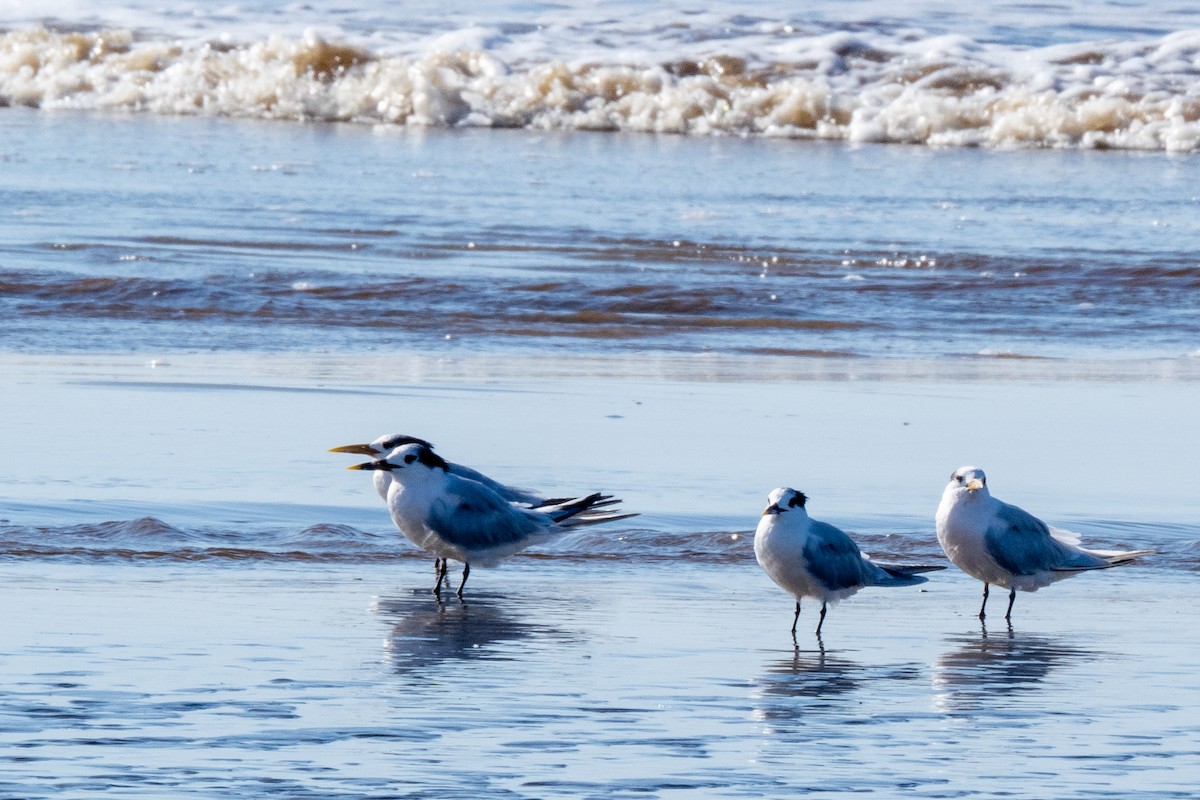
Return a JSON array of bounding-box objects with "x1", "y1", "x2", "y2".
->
[{"x1": 3, "y1": 26, "x2": 1200, "y2": 151}]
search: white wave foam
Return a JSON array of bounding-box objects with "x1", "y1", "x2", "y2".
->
[{"x1": 2, "y1": 26, "x2": 1199, "y2": 151}]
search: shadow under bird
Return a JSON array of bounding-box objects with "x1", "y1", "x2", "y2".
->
[
  {"x1": 935, "y1": 466, "x2": 1155, "y2": 621},
  {"x1": 348, "y1": 442, "x2": 635, "y2": 597},
  {"x1": 754, "y1": 487, "x2": 944, "y2": 636}
]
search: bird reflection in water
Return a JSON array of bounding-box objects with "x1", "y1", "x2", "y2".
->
[
  {"x1": 757, "y1": 640, "x2": 860, "y2": 701},
  {"x1": 373, "y1": 591, "x2": 571, "y2": 675},
  {"x1": 932, "y1": 623, "x2": 1095, "y2": 715},
  {"x1": 750, "y1": 640, "x2": 862, "y2": 730},
  {"x1": 751, "y1": 640, "x2": 924, "y2": 732}
]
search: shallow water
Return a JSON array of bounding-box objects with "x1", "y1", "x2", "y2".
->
[
  {"x1": 2, "y1": 558, "x2": 1197, "y2": 799},
  {"x1": 2, "y1": 350, "x2": 1198, "y2": 796},
  {"x1": 2, "y1": 111, "x2": 1199, "y2": 359}
]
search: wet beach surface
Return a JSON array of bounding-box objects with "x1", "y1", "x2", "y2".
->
[
  {"x1": 2, "y1": 557, "x2": 1196, "y2": 799},
  {"x1": 2, "y1": 355, "x2": 1199, "y2": 797}
]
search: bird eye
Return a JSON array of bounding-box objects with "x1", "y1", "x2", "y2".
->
[
  {"x1": 954, "y1": 472, "x2": 962, "y2": 482},
  {"x1": 403, "y1": 453, "x2": 417, "y2": 464}
]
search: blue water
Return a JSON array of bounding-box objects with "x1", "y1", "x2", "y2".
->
[{"x1": 2, "y1": 110, "x2": 1198, "y2": 359}]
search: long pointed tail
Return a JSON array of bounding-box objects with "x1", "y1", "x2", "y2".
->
[
  {"x1": 1055, "y1": 547, "x2": 1156, "y2": 572},
  {"x1": 875, "y1": 563, "x2": 946, "y2": 587},
  {"x1": 537, "y1": 492, "x2": 637, "y2": 527},
  {"x1": 1098, "y1": 548, "x2": 1156, "y2": 565}
]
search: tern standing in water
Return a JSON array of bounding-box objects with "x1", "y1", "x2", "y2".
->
[
  {"x1": 348, "y1": 442, "x2": 633, "y2": 597},
  {"x1": 936, "y1": 466, "x2": 1153, "y2": 621},
  {"x1": 331, "y1": 433, "x2": 571, "y2": 582},
  {"x1": 755, "y1": 487, "x2": 942, "y2": 636}
]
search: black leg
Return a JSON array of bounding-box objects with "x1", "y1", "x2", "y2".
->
[
  {"x1": 456, "y1": 562, "x2": 471, "y2": 599},
  {"x1": 816, "y1": 602, "x2": 828, "y2": 635},
  {"x1": 433, "y1": 559, "x2": 448, "y2": 595},
  {"x1": 790, "y1": 600, "x2": 801, "y2": 634},
  {"x1": 1005, "y1": 587, "x2": 1017, "y2": 621},
  {"x1": 978, "y1": 583, "x2": 990, "y2": 619}
]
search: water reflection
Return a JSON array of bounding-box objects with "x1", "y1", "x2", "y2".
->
[
  {"x1": 750, "y1": 640, "x2": 926, "y2": 733},
  {"x1": 373, "y1": 591, "x2": 569, "y2": 675},
  {"x1": 757, "y1": 640, "x2": 860, "y2": 701},
  {"x1": 750, "y1": 641, "x2": 861, "y2": 729},
  {"x1": 932, "y1": 624, "x2": 1094, "y2": 714}
]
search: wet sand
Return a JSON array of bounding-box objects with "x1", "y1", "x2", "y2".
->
[
  {"x1": 4, "y1": 352, "x2": 1200, "y2": 521},
  {"x1": 2, "y1": 558, "x2": 1196, "y2": 798},
  {"x1": 2, "y1": 353, "x2": 1198, "y2": 797}
]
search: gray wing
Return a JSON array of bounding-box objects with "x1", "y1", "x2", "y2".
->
[
  {"x1": 802, "y1": 520, "x2": 871, "y2": 591},
  {"x1": 425, "y1": 474, "x2": 548, "y2": 549},
  {"x1": 446, "y1": 461, "x2": 545, "y2": 506},
  {"x1": 984, "y1": 501, "x2": 1104, "y2": 575}
]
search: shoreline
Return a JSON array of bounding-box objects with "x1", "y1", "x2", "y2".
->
[
  {"x1": 3, "y1": 350, "x2": 1198, "y2": 527},
  {"x1": 5, "y1": 349, "x2": 1200, "y2": 384}
]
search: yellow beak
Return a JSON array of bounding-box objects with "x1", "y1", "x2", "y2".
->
[
  {"x1": 329, "y1": 444, "x2": 379, "y2": 456},
  {"x1": 966, "y1": 478, "x2": 984, "y2": 491}
]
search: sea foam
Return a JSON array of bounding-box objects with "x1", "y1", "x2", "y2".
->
[{"x1": 2, "y1": 26, "x2": 1199, "y2": 150}]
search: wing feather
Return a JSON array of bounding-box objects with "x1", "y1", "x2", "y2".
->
[
  {"x1": 801, "y1": 521, "x2": 870, "y2": 591},
  {"x1": 446, "y1": 462, "x2": 546, "y2": 506},
  {"x1": 984, "y1": 502, "x2": 1104, "y2": 575},
  {"x1": 424, "y1": 475, "x2": 548, "y2": 549}
]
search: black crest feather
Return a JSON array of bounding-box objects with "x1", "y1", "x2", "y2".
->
[
  {"x1": 383, "y1": 434, "x2": 435, "y2": 450},
  {"x1": 415, "y1": 445, "x2": 448, "y2": 471}
]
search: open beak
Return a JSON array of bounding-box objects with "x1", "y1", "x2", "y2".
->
[
  {"x1": 762, "y1": 503, "x2": 782, "y2": 516},
  {"x1": 329, "y1": 443, "x2": 380, "y2": 456},
  {"x1": 965, "y1": 478, "x2": 984, "y2": 492},
  {"x1": 347, "y1": 461, "x2": 389, "y2": 471}
]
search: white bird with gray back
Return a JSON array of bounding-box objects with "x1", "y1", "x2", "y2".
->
[
  {"x1": 936, "y1": 466, "x2": 1154, "y2": 621},
  {"x1": 331, "y1": 433, "x2": 573, "y2": 582},
  {"x1": 755, "y1": 487, "x2": 943, "y2": 636},
  {"x1": 348, "y1": 442, "x2": 634, "y2": 597}
]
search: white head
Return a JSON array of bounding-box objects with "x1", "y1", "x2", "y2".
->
[
  {"x1": 945, "y1": 466, "x2": 988, "y2": 498},
  {"x1": 761, "y1": 487, "x2": 809, "y2": 517},
  {"x1": 347, "y1": 442, "x2": 449, "y2": 477},
  {"x1": 329, "y1": 433, "x2": 434, "y2": 457}
]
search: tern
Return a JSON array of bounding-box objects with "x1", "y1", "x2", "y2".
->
[
  {"x1": 935, "y1": 466, "x2": 1154, "y2": 621},
  {"x1": 349, "y1": 442, "x2": 634, "y2": 597},
  {"x1": 331, "y1": 433, "x2": 569, "y2": 581},
  {"x1": 755, "y1": 487, "x2": 942, "y2": 636}
]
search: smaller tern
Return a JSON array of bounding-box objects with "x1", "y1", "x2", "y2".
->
[
  {"x1": 349, "y1": 443, "x2": 634, "y2": 597},
  {"x1": 936, "y1": 466, "x2": 1154, "y2": 621},
  {"x1": 755, "y1": 487, "x2": 943, "y2": 636}
]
